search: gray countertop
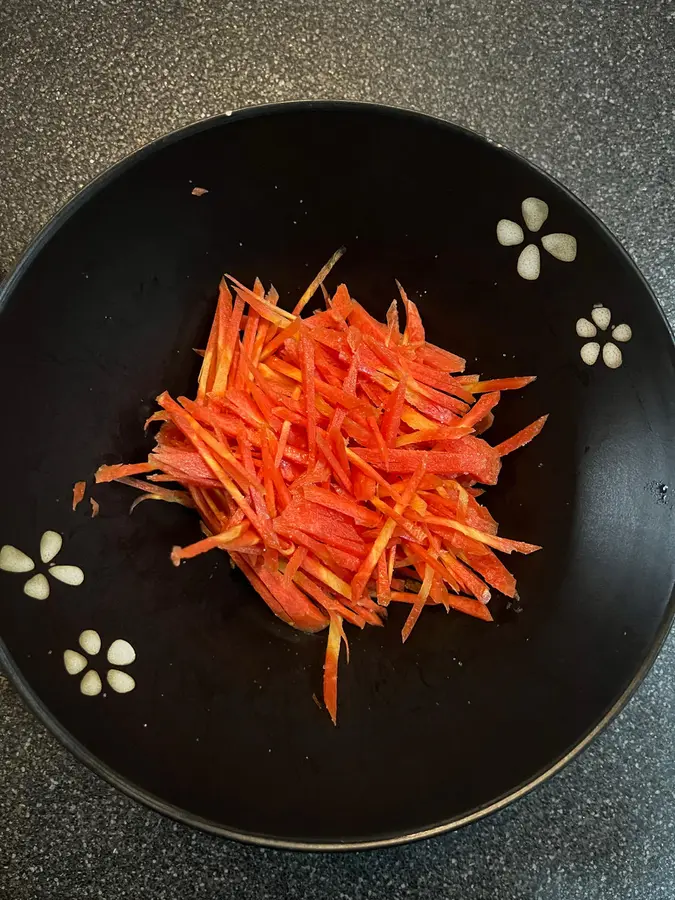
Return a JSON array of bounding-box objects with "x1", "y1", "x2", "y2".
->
[{"x1": 1, "y1": 1, "x2": 674, "y2": 897}]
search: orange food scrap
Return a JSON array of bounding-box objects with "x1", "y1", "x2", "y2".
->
[{"x1": 72, "y1": 481, "x2": 86, "y2": 511}]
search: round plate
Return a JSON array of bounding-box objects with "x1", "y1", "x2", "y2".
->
[{"x1": 1, "y1": 102, "x2": 674, "y2": 850}]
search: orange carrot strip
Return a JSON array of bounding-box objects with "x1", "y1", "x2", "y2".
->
[
  {"x1": 323, "y1": 613, "x2": 343, "y2": 725},
  {"x1": 351, "y1": 460, "x2": 427, "y2": 602},
  {"x1": 421, "y1": 515, "x2": 541, "y2": 554},
  {"x1": 211, "y1": 294, "x2": 245, "y2": 395},
  {"x1": 300, "y1": 331, "x2": 317, "y2": 462},
  {"x1": 494, "y1": 415, "x2": 548, "y2": 457},
  {"x1": 385, "y1": 299, "x2": 400, "y2": 346},
  {"x1": 390, "y1": 590, "x2": 492, "y2": 621},
  {"x1": 226, "y1": 275, "x2": 296, "y2": 329},
  {"x1": 284, "y1": 546, "x2": 307, "y2": 586},
  {"x1": 170, "y1": 524, "x2": 249, "y2": 565},
  {"x1": 316, "y1": 431, "x2": 352, "y2": 493},
  {"x1": 115, "y1": 476, "x2": 194, "y2": 508},
  {"x1": 235, "y1": 279, "x2": 262, "y2": 390},
  {"x1": 72, "y1": 481, "x2": 86, "y2": 510},
  {"x1": 390, "y1": 591, "x2": 442, "y2": 605},
  {"x1": 292, "y1": 247, "x2": 346, "y2": 316},
  {"x1": 395, "y1": 424, "x2": 472, "y2": 447},
  {"x1": 375, "y1": 553, "x2": 391, "y2": 606},
  {"x1": 272, "y1": 415, "x2": 292, "y2": 467},
  {"x1": 466, "y1": 376, "x2": 536, "y2": 393},
  {"x1": 144, "y1": 410, "x2": 169, "y2": 430},
  {"x1": 367, "y1": 414, "x2": 389, "y2": 465},
  {"x1": 381, "y1": 374, "x2": 408, "y2": 447},
  {"x1": 439, "y1": 549, "x2": 491, "y2": 603},
  {"x1": 401, "y1": 563, "x2": 434, "y2": 642},
  {"x1": 460, "y1": 392, "x2": 501, "y2": 429},
  {"x1": 260, "y1": 426, "x2": 277, "y2": 518},
  {"x1": 303, "y1": 485, "x2": 381, "y2": 527},
  {"x1": 260, "y1": 316, "x2": 303, "y2": 363},
  {"x1": 198, "y1": 278, "x2": 232, "y2": 400},
  {"x1": 95, "y1": 462, "x2": 155, "y2": 484},
  {"x1": 397, "y1": 281, "x2": 425, "y2": 345}
]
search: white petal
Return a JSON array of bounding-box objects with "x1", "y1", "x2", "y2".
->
[
  {"x1": 521, "y1": 197, "x2": 549, "y2": 232},
  {"x1": 576, "y1": 317, "x2": 597, "y2": 338},
  {"x1": 517, "y1": 244, "x2": 540, "y2": 280},
  {"x1": 603, "y1": 342, "x2": 623, "y2": 369},
  {"x1": 580, "y1": 342, "x2": 600, "y2": 365},
  {"x1": 0, "y1": 545, "x2": 35, "y2": 573},
  {"x1": 107, "y1": 670, "x2": 136, "y2": 693},
  {"x1": 591, "y1": 306, "x2": 611, "y2": 331},
  {"x1": 64, "y1": 649, "x2": 88, "y2": 675},
  {"x1": 40, "y1": 531, "x2": 62, "y2": 564},
  {"x1": 79, "y1": 629, "x2": 101, "y2": 656},
  {"x1": 80, "y1": 670, "x2": 102, "y2": 696},
  {"x1": 23, "y1": 574, "x2": 50, "y2": 600},
  {"x1": 49, "y1": 565, "x2": 84, "y2": 586},
  {"x1": 497, "y1": 219, "x2": 524, "y2": 246},
  {"x1": 612, "y1": 324, "x2": 632, "y2": 343},
  {"x1": 541, "y1": 233, "x2": 577, "y2": 262},
  {"x1": 107, "y1": 639, "x2": 136, "y2": 666}
]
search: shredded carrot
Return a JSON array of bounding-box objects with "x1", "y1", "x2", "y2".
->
[
  {"x1": 72, "y1": 481, "x2": 86, "y2": 510},
  {"x1": 97, "y1": 252, "x2": 545, "y2": 723}
]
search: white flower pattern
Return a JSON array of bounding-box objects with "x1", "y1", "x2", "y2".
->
[
  {"x1": 64, "y1": 630, "x2": 137, "y2": 696},
  {"x1": 576, "y1": 304, "x2": 632, "y2": 368},
  {"x1": 497, "y1": 197, "x2": 577, "y2": 280},
  {"x1": 0, "y1": 531, "x2": 84, "y2": 599}
]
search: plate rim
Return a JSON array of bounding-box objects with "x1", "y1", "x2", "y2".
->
[{"x1": 1, "y1": 99, "x2": 674, "y2": 851}]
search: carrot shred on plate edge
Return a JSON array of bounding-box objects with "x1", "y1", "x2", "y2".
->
[
  {"x1": 72, "y1": 481, "x2": 86, "y2": 511},
  {"x1": 95, "y1": 250, "x2": 546, "y2": 724}
]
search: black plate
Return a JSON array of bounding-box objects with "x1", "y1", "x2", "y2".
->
[{"x1": 1, "y1": 102, "x2": 674, "y2": 850}]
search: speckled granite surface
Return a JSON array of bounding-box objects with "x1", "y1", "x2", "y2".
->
[{"x1": 1, "y1": 0, "x2": 674, "y2": 897}]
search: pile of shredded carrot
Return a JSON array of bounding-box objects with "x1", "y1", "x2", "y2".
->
[{"x1": 95, "y1": 249, "x2": 546, "y2": 723}]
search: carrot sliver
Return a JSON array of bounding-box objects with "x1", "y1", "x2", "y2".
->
[
  {"x1": 396, "y1": 281, "x2": 425, "y2": 345},
  {"x1": 495, "y1": 415, "x2": 548, "y2": 456},
  {"x1": 323, "y1": 614, "x2": 343, "y2": 725},
  {"x1": 401, "y1": 563, "x2": 433, "y2": 643},
  {"x1": 95, "y1": 462, "x2": 155, "y2": 484},
  {"x1": 72, "y1": 481, "x2": 86, "y2": 510},
  {"x1": 351, "y1": 459, "x2": 427, "y2": 603},
  {"x1": 212, "y1": 294, "x2": 245, "y2": 395},
  {"x1": 300, "y1": 331, "x2": 317, "y2": 463},
  {"x1": 422, "y1": 514, "x2": 541, "y2": 555},
  {"x1": 293, "y1": 247, "x2": 346, "y2": 316},
  {"x1": 170, "y1": 524, "x2": 249, "y2": 565},
  {"x1": 466, "y1": 376, "x2": 536, "y2": 393}
]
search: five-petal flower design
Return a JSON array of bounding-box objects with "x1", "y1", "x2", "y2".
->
[
  {"x1": 64, "y1": 630, "x2": 137, "y2": 696},
  {"x1": 497, "y1": 197, "x2": 577, "y2": 280},
  {"x1": 576, "y1": 305, "x2": 632, "y2": 368},
  {"x1": 0, "y1": 531, "x2": 84, "y2": 599}
]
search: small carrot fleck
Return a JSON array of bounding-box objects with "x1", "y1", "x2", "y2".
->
[{"x1": 72, "y1": 481, "x2": 86, "y2": 511}]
